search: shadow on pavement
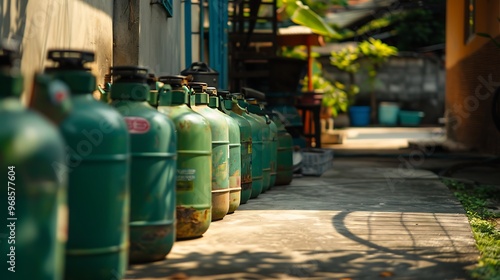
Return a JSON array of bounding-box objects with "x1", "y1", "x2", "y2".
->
[
  {"x1": 126, "y1": 158, "x2": 481, "y2": 280},
  {"x1": 237, "y1": 176, "x2": 463, "y2": 214},
  {"x1": 127, "y1": 243, "x2": 474, "y2": 279}
]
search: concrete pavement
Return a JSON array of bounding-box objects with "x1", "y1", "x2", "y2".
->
[{"x1": 126, "y1": 158, "x2": 479, "y2": 280}]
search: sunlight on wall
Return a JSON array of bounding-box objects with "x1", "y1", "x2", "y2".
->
[{"x1": 0, "y1": 0, "x2": 113, "y2": 101}]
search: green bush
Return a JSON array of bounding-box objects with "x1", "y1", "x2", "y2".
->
[{"x1": 443, "y1": 179, "x2": 500, "y2": 280}]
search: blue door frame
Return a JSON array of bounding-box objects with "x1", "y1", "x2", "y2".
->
[{"x1": 184, "y1": 0, "x2": 228, "y2": 89}]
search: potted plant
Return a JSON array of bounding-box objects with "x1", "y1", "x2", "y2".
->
[
  {"x1": 298, "y1": 71, "x2": 356, "y2": 144},
  {"x1": 329, "y1": 38, "x2": 397, "y2": 126},
  {"x1": 299, "y1": 57, "x2": 358, "y2": 130},
  {"x1": 301, "y1": 74, "x2": 357, "y2": 115},
  {"x1": 329, "y1": 45, "x2": 365, "y2": 126},
  {"x1": 358, "y1": 38, "x2": 398, "y2": 124}
]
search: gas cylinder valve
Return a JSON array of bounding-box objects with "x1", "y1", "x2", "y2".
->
[
  {"x1": 110, "y1": 66, "x2": 149, "y2": 83},
  {"x1": 46, "y1": 50, "x2": 94, "y2": 70}
]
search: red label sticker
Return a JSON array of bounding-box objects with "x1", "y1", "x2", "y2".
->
[
  {"x1": 54, "y1": 91, "x2": 66, "y2": 102},
  {"x1": 124, "y1": 117, "x2": 150, "y2": 134},
  {"x1": 49, "y1": 82, "x2": 69, "y2": 105}
]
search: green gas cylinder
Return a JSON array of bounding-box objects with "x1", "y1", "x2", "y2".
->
[
  {"x1": 233, "y1": 94, "x2": 263, "y2": 198},
  {"x1": 269, "y1": 118, "x2": 278, "y2": 187},
  {"x1": 246, "y1": 98, "x2": 276, "y2": 192},
  {"x1": 146, "y1": 73, "x2": 160, "y2": 108},
  {"x1": 98, "y1": 74, "x2": 111, "y2": 103},
  {"x1": 157, "y1": 75, "x2": 212, "y2": 239},
  {"x1": 271, "y1": 113, "x2": 294, "y2": 185},
  {"x1": 241, "y1": 98, "x2": 271, "y2": 193},
  {"x1": 219, "y1": 92, "x2": 253, "y2": 204},
  {"x1": 190, "y1": 82, "x2": 230, "y2": 221},
  {"x1": 43, "y1": 50, "x2": 130, "y2": 280},
  {"x1": 247, "y1": 100, "x2": 278, "y2": 189},
  {"x1": 0, "y1": 46, "x2": 68, "y2": 280},
  {"x1": 109, "y1": 67, "x2": 177, "y2": 263},
  {"x1": 207, "y1": 87, "x2": 241, "y2": 214}
]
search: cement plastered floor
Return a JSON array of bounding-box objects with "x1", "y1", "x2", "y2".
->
[{"x1": 126, "y1": 161, "x2": 479, "y2": 280}]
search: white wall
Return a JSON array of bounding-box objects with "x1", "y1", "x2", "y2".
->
[
  {"x1": 138, "y1": 1, "x2": 182, "y2": 76},
  {"x1": 2, "y1": 0, "x2": 184, "y2": 98},
  {"x1": 113, "y1": 1, "x2": 182, "y2": 76},
  {"x1": 0, "y1": 0, "x2": 113, "y2": 99}
]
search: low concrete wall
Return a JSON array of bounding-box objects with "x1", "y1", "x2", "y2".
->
[{"x1": 318, "y1": 54, "x2": 446, "y2": 125}]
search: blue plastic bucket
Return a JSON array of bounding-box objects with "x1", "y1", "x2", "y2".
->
[
  {"x1": 349, "y1": 106, "x2": 371, "y2": 126},
  {"x1": 399, "y1": 110, "x2": 424, "y2": 126},
  {"x1": 378, "y1": 102, "x2": 400, "y2": 126}
]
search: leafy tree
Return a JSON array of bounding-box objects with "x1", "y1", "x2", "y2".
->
[
  {"x1": 392, "y1": 8, "x2": 445, "y2": 51},
  {"x1": 302, "y1": 0, "x2": 348, "y2": 16},
  {"x1": 325, "y1": 0, "x2": 446, "y2": 51},
  {"x1": 358, "y1": 38, "x2": 397, "y2": 123},
  {"x1": 301, "y1": 75, "x2": 357, "y2": 117},
  {"x1": 330, "y1": 38, "x2": 397, "y2": 123},
  {"x1": 330, "y1": 45, "x2": 360, "y2": 86}
]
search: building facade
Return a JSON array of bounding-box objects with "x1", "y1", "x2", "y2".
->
[
  {"x1": 0, "y1": 0, "x2": 182, "y2": 99},
  {"x1": 446, "y1": 0, "x2": 500, "y2": 155}
]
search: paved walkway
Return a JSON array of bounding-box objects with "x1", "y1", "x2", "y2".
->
[
  {"x1": 324, "y1": 127, "x2": 445, "y2": 150},
  {"x1": 126, "y1": 159, "x2": 479, "y2": 280}
]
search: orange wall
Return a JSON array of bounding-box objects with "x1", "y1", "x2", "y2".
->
[
  {"x1": 446, "y1": 0, "x2": 500, "y2": 155},
  {"x1": 446, "y1": 0, "x2": 500, "y2": 69}
]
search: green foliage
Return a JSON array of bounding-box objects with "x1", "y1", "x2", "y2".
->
[
  {"x1": 280, "y1": 45, "x2": 319, "y2": 61},
  {"x1": 365, "y1": 17, "x2": 392, "y2": 32},
  {"x1": 298, "y1": 56, "x2": 358, "y2": 117},
  {"x1": 354, "y1": 17, "x2": 393, "y2": 38},
  {"x1": 325, "y1": 28, "x2": 355, "y2": 42},
  {"x1": 329, "y1": 46, "x2": 360, "y2": 74},
  {"x1": 443, "y1": 179, "x2": 500, "y2": 280},
  {"x1": 282, "y1": 37, "x2": 396, "y2": 118},
  {"x1": 326, "y1": 15, "x2": 396, "y2": 43},
  {"x1": 280, "y1": 0, "x2": 337, "y2": 37},
  {"x1": 330, "y1": 38, "x2": 396, "y2": 97},
  {"x1": 477, "y1": 18, "x2": 500, "y2": 49},
  {"x1": 302, "y1": 0, "x2": 348, "y2": 16},
  {"x1": 476, "y1": 33, "x2": 500, "y2": 49},
  {"x1": 358, "y1": 38, "x2": 398, "y2": 71},
  {"x1": 357, "y1": 37, "x2": 397, "y2": 113},
  {"x1": 392, "y1": 8, "x2": 445, "y2": 51},
  {"x1": 325, "y1": 38, "x2": 397, "y2": 119},
  {"x1": 330, "y1": 38, "x2": 397, "y2": 78},
  {"x1": 301, "y1": 74, "x2": 358, "y2": 117},
  {"x1": 278, "y1": 0, "x2": 348, "y2": 17},
  {"x1": 324, "y1": 2, "x2": 446, "y2": 51}
]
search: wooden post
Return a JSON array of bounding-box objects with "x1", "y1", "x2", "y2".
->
[{"x1": 307, "y1": 36, "x2": 313, "y2": 92}]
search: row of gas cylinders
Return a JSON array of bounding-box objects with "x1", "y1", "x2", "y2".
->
[{"x1": 0, "y1": 49, "x2": 294, "y2": 280}]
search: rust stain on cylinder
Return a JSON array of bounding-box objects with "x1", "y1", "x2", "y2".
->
[
  {"x1": 228, "y1": 170, "x2": 242, "y2": 213},
  {"x1": 129, "y1": 225, "x2": 173, "y2": 263},
  {"x1": 176, "y1": 206, "x2": 211, "y2": 239},
  {"x1": 211, "y1": 190, "x2": 229, "y2": 221},
  {"x1": 241, "y1": 182, "x2": 252, "y2": 191}
]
